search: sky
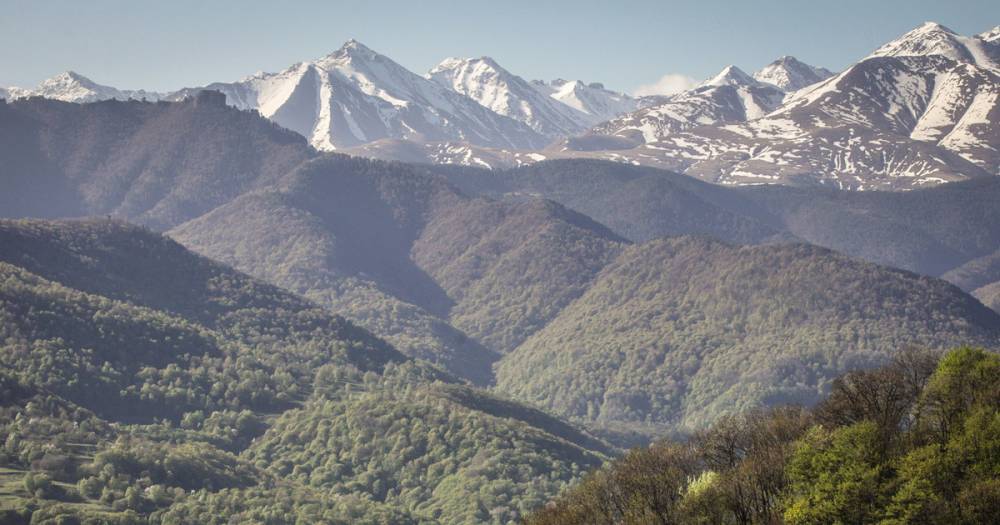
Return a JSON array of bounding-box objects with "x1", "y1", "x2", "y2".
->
[{"x1": 1, "y1": 0, "x2": 997, "y2": 95}]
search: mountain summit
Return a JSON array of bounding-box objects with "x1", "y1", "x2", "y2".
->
[
  {"x1": 753, "y1": 56, "x2": 834, "y2": 91},
  {"x1": 869, "y1": 21, "x2": 1000, "y2": 69},
  {"x1": 701, "y1": 65, "x2": 758, "y2": 87}
]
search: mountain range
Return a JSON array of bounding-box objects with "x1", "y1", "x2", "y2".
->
[
  {"x1": 4, "y1": 94, "x2": 1000, "y2": 429},
  {"x1": 2, "y1": 18, "x2": 1000, "y2": 524},
  {"x1": 7, "y1": 22, "x2": 997, "y2": 191}
]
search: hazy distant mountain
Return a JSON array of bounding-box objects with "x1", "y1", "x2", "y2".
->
[
  {"x1": 168, "y1": 40, "x2": 547, "y2": 151},
  {"x1": 169, "y1": 155, "x2": 629, "y2": 379},
  {"x1": 753, "y1": 56, "x2": 834, "y2": 91},
  {"x1": 0, "y1": 93, "x2": 314, "y2": 229},
  {"x1": 0, "y1": 71, "x2": 163, "y2": 102},
  {"x1": 444, "y1": 159, "x2": 1000, "y2": 278}
]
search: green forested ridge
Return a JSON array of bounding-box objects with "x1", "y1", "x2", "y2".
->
[
  {"x1": 496, "y1": 237, "x2": 1000, "y2": 434},
  {"x1": 0, "y1": 219, "x2": 610, "y2": 524},
  {"x1": 169, "y1": 155, "x2": 629, "y2": 381},
  {"x1": 245, "y1": 364, "x2": 608, "y2": 525},
  {"x1": 411, "y1": 197, "x2": 625, "y2": 354},
  {"x1": 167, "y1": 156, "x2": 499, "y2": 383},
  {"x1": 525, "y1": 347, "x2": 1000, "y2": 525}
]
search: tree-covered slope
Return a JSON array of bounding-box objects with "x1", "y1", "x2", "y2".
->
[
  {"x1": 0, "y1": 94, "x2": 314, "y2": 230},
  {"x1": 0, "y1": 218, "x2": 612, "y2": 524},
  {"x1": 525, "y1": 347, "x2": 1000, "y2": 525},
  {"x1": 168, "y1": 157, "x2": 498, "y2": 383},
  {"x1": 170, "y1": 155, "x2": 629, "y2": 379},
  {"x1": 942, "y1": 248, "x2": 1000, "y2": 313},
  {"x1": 0, "y1": 218, "x2": 405, "y2": 421},
  {"x1": 246, "y1": 366, "x2": 609, "y2": 525},
  {"x1": 495, "y1": 237, "x2": 1000, "y2": 433},
  {"x1": 739, "y1": 177, "x2": 1000, "y2": 277},
  {"x1": 411, "y1": 197, "x2": 626, "y2": 354}
]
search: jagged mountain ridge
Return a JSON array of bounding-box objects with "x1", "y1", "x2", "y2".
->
[
  {"x1": 6, "y1": 23, "x2": 997, "y2": 191},
  {"x1": 166, "y1": 40, "x2": 549, "y2": 151},
  {"x1": 546, "y1": 22, "x2": 1000, "y2": 190}
]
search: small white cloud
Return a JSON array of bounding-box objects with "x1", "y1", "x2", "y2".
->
[{"x1": 632, "y1": 73, "x2": 697, "y2": 97}]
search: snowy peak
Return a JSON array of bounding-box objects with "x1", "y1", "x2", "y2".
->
[
  {"x1": 2, "y1": 71, "x2": 163, "y2": 103},
  {"x1": 325, "y1": 38, "x2": 381, "y2": 63},
  {"x1": 428, "y1": 55, "x2": 639, "y2": 134},
  {"x1": 869, "y1": 21, "x2": 999, "y2": 70},
  {"x1": 702, "y1": 65, "x2": 758, "y2": 87},
  {"x1": 163, "y1": 40, "x2": 546, "y2": 151},
  {"x1": 542, "y1": 79, "x2": 642, "y2": 124},
  {"x1": 426, "y1": 55, "x2": 589, "y2": 136},
  {"x1": 980, "y1": 26, "x2": 1000, "y2": 43},
  {"x1": 753, "y1": 56, "x2": 834, "y2": 91},
  {"x1": 427, "y1": 56, "x2": 514, "y2": 86}
]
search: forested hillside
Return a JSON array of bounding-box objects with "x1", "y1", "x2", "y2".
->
[
  {"x1": 3, "y1": 96, "x2": 999, "y2": 445},
  {"x1": 496, "y1": 238, "x2": 1000, "y2": 434},
  {"x1": 0, "y1": 219, "x2": 611, "y2": 524},
  {"x1": 525, "y1": 347, "x2": 1000, "y2": 524},
  {"x1": 169, "y1": 155, "x2": 629, "y2": 381}
]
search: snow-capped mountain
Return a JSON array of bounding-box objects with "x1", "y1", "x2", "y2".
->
[
  {"x1": 427, "y1": 57, "x2": 593, "y2": 137},
  {"x1": 4, "y1": 22, "x2": 997, "y2": 192},
  {"x1": 579, "y1": 65, "x2": 786, "y2": 145},
  {"x1": 533, "y1": 79, "x2": 645, "y2": 126},
  {"x1": 981, "y1": 26, "x2": 1000, "y2": 44},
  {"x1": 167, "y1": 40, "x2": 547, "y2": 151},
  {"x1": 0, "y1": 71, "x2": 163, "y2": 102},
  {"x1": 869, "y1": 22, "x2": 999, "y2": 70},
  {"x1": 753, "y1": 56, "x2": 835, "y2": 91},
  {"x1": 548, "y1": 22, "x2": 1000, "y2": 190}
]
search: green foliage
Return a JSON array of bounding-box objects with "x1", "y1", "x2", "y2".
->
[
  {"x1": 246, "y1": 363, "x2": 606, "y2": 525},
  {"x1": 150, "y1": 485, "x2": 427, "y2": 525},
  {"x1": 526, "y1": 348, "x2": 1000, "y2": 525},
  {"x1": 783, "y1": 422, "x2": 889, "y2": 524},
  {"x1": 0, "y1": 219, "x2": 611, "y2": 524},
  {"x1": 0, "y1": 219, "x2": 405, "y2": 422}
]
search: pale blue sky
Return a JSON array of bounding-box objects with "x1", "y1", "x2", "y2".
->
[{"x1": 1, "y1": 0, "x2": 997, "y2": 94}]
